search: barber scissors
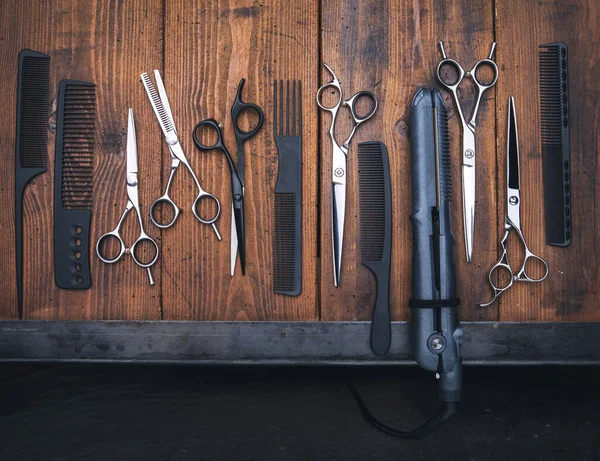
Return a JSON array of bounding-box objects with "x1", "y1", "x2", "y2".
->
[
  {"x1": 141, "y1": 70, "x2": 221, "y2": 239},
  {"x1": 480, "y1": 97, "x2": 548, "y2": 307},
  {"x1": 436, "y1": 42, "x2": 499, "y2": 262},
  {"x1": 96, "y1": 109, "x2": 159, "y2": 285},
  {"x1": 317, "y1": 63, "x2": 378, "y2": 287},
  {"x1": 192, "y1": 79, "x2": 264, "y2": 276}
]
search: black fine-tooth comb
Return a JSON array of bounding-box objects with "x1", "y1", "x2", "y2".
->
[
  {"x1": 273, "y1": 80, "x2": 303, "y2": 296},
  {"x1": 539, "y1": 42, "x2": 571, "y2": 246},
  {"x1": 358, "y1": 141, "x2": 392, "y2": 356},
  {"x1": 54, "y1": 80, "x2": 96, "y2": 289},
  {"x1": 15, "y1": 49, "x2": 50, "y2": 319}
]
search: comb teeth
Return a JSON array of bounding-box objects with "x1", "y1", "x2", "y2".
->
[
  {"x1": 435, "y1": 104, "x2": 451, "y2": 200},
  {"x1": 358, "y1": 143, "x2": 387, "y2": 262},
  {"x1": 539, "y1": 43, "x2": 568, "y2": 144},
  {"x1": 141, "y1": 72, "x2": 175, "y2": 134},
  {"x1": 538, "y1": 42, "x2": 571, "y2": 246},
  {"x1": 18, "y1": 53, "x2": 50, "y2": 168},
  {"x1": 58, "y1": 82, "x2": 96, "y2": 210},
  {"x1": 273, "y1": 193, "x2": 297, "y2": 292}
]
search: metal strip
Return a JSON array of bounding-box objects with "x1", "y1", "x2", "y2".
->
[{"x1": 0, "y1": 321, "x2": 598, "y2": 365}]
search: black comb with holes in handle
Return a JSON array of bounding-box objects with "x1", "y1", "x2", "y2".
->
[
  {"x1": 273, "y1": 80, "x2": 302, "y2": 296},
  {"x1": 54, "y1": 80, "x2": 96, "y2": 289},
  {"x1": 15, "y1": 49, "x2": 50, "y2": 318},
  {"x1": 358, "y1": 141, "x2": 392, "y2": 356},
  {"x1": 539, "y1": 42, "x2": 571, "y2": 246}
]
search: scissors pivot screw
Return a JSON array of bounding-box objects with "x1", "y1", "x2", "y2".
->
[
  {"x1": 465, "y1": 149, "x2": 474, "y2": 159},
  {"x1": 234, "y1": 194, "x2": 242, "y2": 201},
  {"x1": 334, "y1": 168, "x2": 344, "y2": 178},
  {"x1": 427, "y1": 335, "x2": 446, "y2": 353},
  {"x1": 509, "y1": 196, "x2": 519, "y2": 205}
]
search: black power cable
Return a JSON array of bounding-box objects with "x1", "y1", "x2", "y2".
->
[{"x1": 346, "y1": 383, "x2": 457, "y2": 440}]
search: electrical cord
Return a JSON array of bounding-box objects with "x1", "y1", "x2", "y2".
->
[{"x1": 346, "y1": 383, "x2": 457, "y2": 439}]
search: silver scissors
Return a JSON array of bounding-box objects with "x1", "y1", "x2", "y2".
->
[
  {"x1": 316, "y1": 63, "x2": 378, "y2": 287},
  {"x1": 480, "y1": 97, "x2": 548, "y2": 307},
  {"x1": 436, "y1": 42, "x2": 499, "y2": 262},
  {"x1": 96, "y1": 109, "x2": 159, "y2": 285},
  {"x1": 141, "y1": 70, "x2": 221, "y2": 239}
]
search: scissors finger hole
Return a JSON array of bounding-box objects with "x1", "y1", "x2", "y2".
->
[
  {"x1": 150, "y1": 198, "x2": 178, "y2": 228},
  {"x1": 317, "y1": 84, "x2": 341, "y2": 110},
  {"x1": 473, "y1": 60, "x2": 498, "y2": 87},
  {"x1": 235, "y1": 107, "x2": 262, "y2": 134},
  {"x1": 489, "y1": 264, "x2": 513, "y2": 290},
  {"x1": 193, "y1": 121, "x2": 221, "y2": 149},
  {"x1": 194, "y1": 194, "x2": 220, "y2": 224},
  {"x1": 96, "y1": 234, "x2": 122, "y2": 262},
  {"x1": 350, "y1": 92, "x2": 377, "y2": 121},
  {"x1": 523, "y1": 255, "x2": 548, "y2": 281},
  {"x1": 131, "y1": 238, "x2": 159, "y2": 267},
  {"x1": 438, "y1": 60, "x2": 461, "y2": 86}
]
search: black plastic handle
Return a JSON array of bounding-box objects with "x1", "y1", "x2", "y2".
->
[
  {"x1": 192, "y1": 119, "x2": 244, "y2": 210},
  {"x1": 368, "y1": 262, "x2": 391, "y2": 356},
  {"x1": 231, "y1": 78, "x2": 265, "y2": 140},
  {"x1": 347, "y1": 90, "x2": 377, "y2": 122}
]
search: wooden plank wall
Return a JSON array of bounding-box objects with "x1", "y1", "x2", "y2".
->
[{"x1": 0, "y1": 0, "x2": 597, "y2": 322}]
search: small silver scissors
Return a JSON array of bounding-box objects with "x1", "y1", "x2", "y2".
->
[
  {"x1": 436, "y1": 42, "x2": 499, "y2": 263},
  {"x1": 96, "y1": 109, "x2": 159, "y2": 285},
  {"x1": 480, "y1": 97, "x2": 548, "y2": 307},
  {"x1": 316, "y1": 63, "x2": 378, "y2": 287},
  {"x1": 141, "y1": 70, "x2": 221, "y2": 239}
]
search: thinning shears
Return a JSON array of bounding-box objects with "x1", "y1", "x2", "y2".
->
[
  {"x1": 436, "y1": 42, "x2": 499, "y2": 262},
  {"x1": 193, "y1": 79, "x2": 264, "y2": 276},
  {"x1": 480, "y1": 97, "x2": 548, "y2": 307},
  {"x1": 141, "y1": 70, "x2": 221, "y2": 239},
  {"x1": 317, "y1": 63, "x2": 378, "y2": 287},
  {"x1": 96, "y1": 109, "x2": 159, "y2": 285}
]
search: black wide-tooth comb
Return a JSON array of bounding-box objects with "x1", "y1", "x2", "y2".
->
[
  {"x1": 273, "y1": 80, "x2": 303, "y2": 296},
  {"x1": 358, "y1": 141, "x2": 392, "y2": 356},
  {"x1": 539, "y1": 42, "x2": 571, "y2": 246},
  {"x1": 15, "y1": 49, "x2": 50, "y2": 319},
  {"x1": 54, "y1": 80, "x2": 96, "y2": 289}
]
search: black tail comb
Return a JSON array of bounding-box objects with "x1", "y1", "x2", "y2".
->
[
  {"x1": 358, "y1": 141, "x2": 392, "y2": 356},
  {"x1": 54, "y1": 80, "x2": 96, "y2": 289},
  {"x1": 539, "y1": 42, "x2": 571, "y2": 246},
  {"x1": 15, "y1": 49, "x2": 50, "y2": 318}
]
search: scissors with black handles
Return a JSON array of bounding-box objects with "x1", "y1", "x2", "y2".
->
[
  {"x1": 316, "y1": 63, "x2": 378, "y2": 287},
  {"x1": 436, "y1": 42, "x2": 499, "y2": 263},
  {"x1": 141, "y1": 70, "x2": 221, "y2": 239},
  {"x1": 480, "y1": 97, "x2": 548, "y2": 307},
  {"x1": 96, "y1": 109, "x2": 159, "y2": 285},
  {"x1": 193, "y1": 79, "x2": 264, "y2": 276}
]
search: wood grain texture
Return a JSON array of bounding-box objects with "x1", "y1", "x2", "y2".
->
[
  {"x1": 0, "y1": 0, "x2": 598, "y2": 323},
  {"x1": 319, "y1": 0, "x2": 498, "y2": 321},
  {"x1": 159, "y1": 0, "x2": 318, "y2": 320},
  {"x1": 494, "y1": 0, "x2": 600, "y2": 321},
  {"x1": 0, "y1": 0, "x2": 164, "y2": 320}
]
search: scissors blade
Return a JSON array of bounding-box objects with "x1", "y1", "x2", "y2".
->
[
  {"x1": 332, "y1": 183, "x2": 346, "y2": 287},
  {"x1": 507, "y1": 97, "x2": 520, "y2": 192},
  {"x1": 126, "y1": 109, "x2": 138, "y2": 175},
  {"x1": 507, "y1": 96, "x2": 521, "y2": 229},
  {"x1": 126, "y1": 108, "x2": 141, "y2": 210},
  {"x1": 230, "y1": 198, "x2": 246, "y2": 276},
  {"x1": 140, "y1": 71, "x2": 178, "y2": 144},
  {"x1": 153, "y1": 69, "x2": 177, "y2": 136},
  {"x1": 461, "y1": 128, "x2": 476, "y2": 263},
  {"x1": 230, "y1": 203, "x2": 238, "y2": 276}
]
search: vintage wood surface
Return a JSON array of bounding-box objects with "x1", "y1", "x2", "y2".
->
[{"x1": 0, "y1": 0, "x2": 597, "y2": 322}]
